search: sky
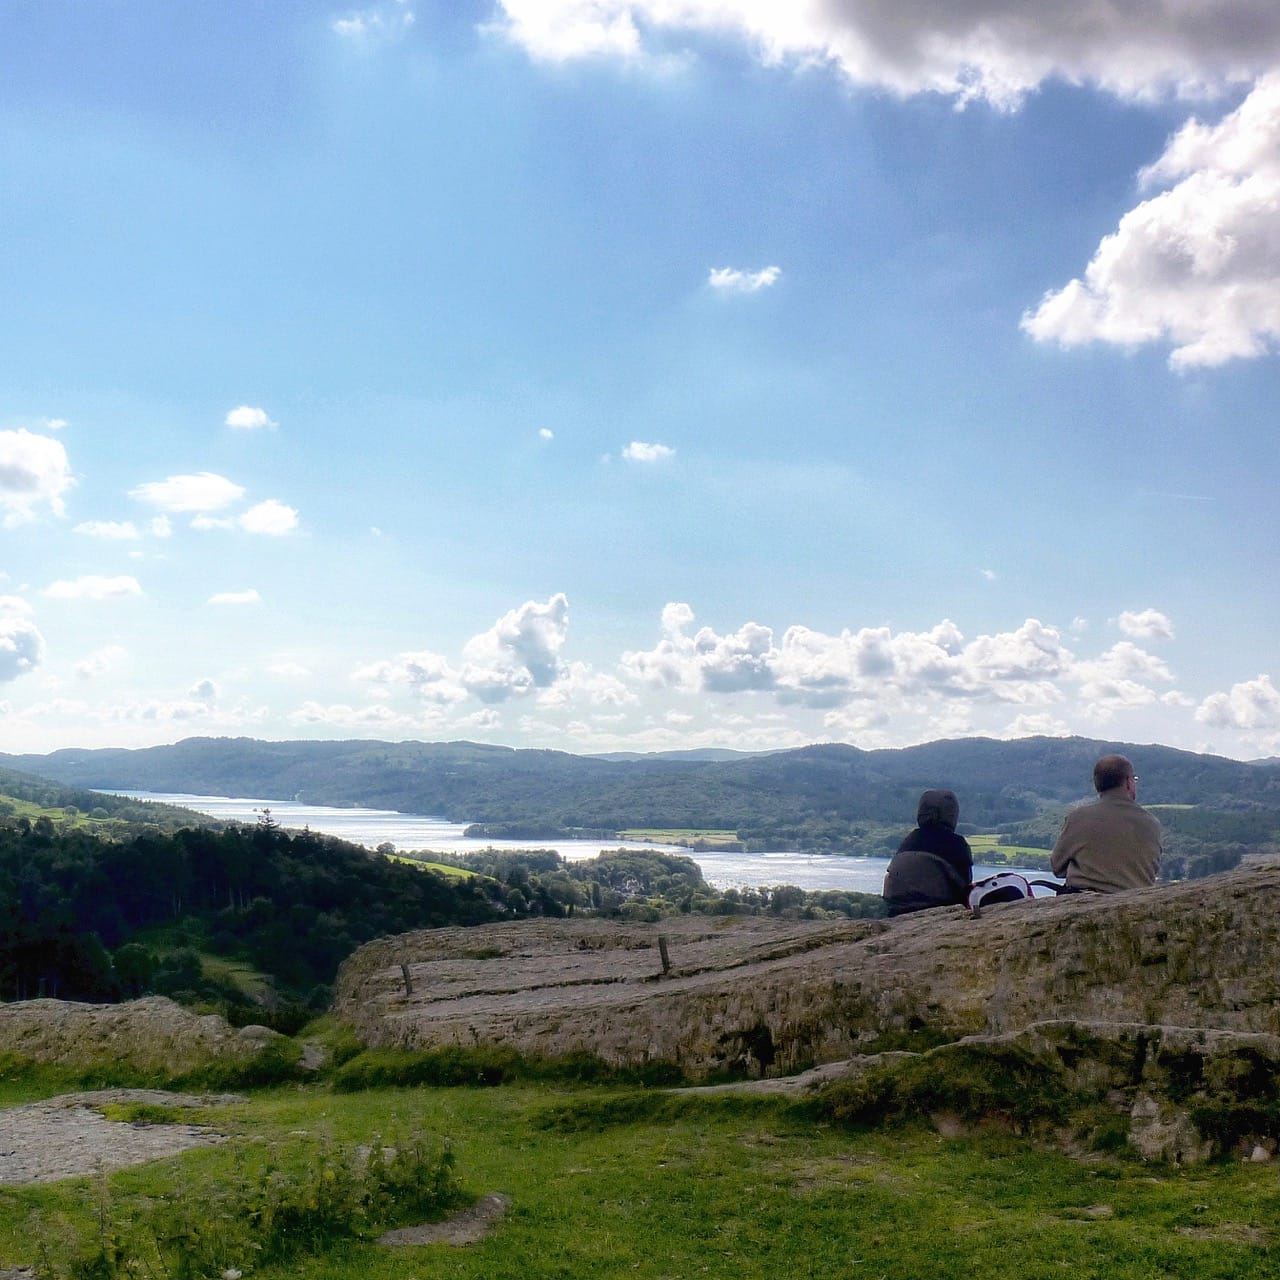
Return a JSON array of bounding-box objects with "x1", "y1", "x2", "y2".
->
[{"x1": 4, "y1": 1, "x2": 1280, "y2": 761}]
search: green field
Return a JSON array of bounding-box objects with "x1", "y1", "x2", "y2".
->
[
  {"x1": 967, "y1": 835, "x2": 1053, "y2": 865},
  {"x1": 4, "y1": 1063, "x2": 1279, "y2": 1280},
  {"x1": 619, "y1": 828, "x2": 742, "y2": 848}
]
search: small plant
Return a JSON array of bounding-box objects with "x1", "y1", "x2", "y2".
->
[{"x1": 57, "y1": 1132, "x2": 463, "y2": 1280}]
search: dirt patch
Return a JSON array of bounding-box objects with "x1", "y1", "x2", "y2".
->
[
  {"x1": 0, "y1": 1089, "x2": 240, "y2": 1186},
  {"x1": 378, "y1": 1192, "x2": 511, "y2": 1247}
]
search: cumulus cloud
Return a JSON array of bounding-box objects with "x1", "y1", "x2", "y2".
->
[
  {"x1": 353, "y1": 649, "x2": 467, "y2": 704},
  {"x1": 207, "y1": 589, "x2": 262, "y2": 606},
  {"x1": 74, "y1": 520, "x2": 140, "y2": 540},
  {"x1": 0, "y1": 597, "x2": 44, "y2": 681},
  {"x1": 1118, "y1": 608, "x2": 1176, "y2": 640},
  {"x1": 622, "y1": 441, "x2": 675, "y2": 463},
  {"x1": 130, "y1": 472, "x2": 245, "y2": 512},
  {"x1": 238, "y1": 499, "x2": 299, "y2": 536},
  {"x1": 1196, "y1": 674, "x2": 1280, "y2": 728},
  {"x1": 224, "y1": 405, "x2": 277, "y2": 431},
  {"x1": 708, "y1": 265, "x2": 782, "y2": 293},
  {"x1": 0, "y1": 429, "x2": 73, "y2": 526},
  {"x1": 462, "y1": 593, "x2": 570, "y2": 700},
  {"x1": 76, "y1": 645, "x2": 127, "y2": 680},
  {"x1": 538, "y1": 661, "x2": 639, "y2": 709},
  {"x1": 617, "y1": 603, "x2": 1195, "y2": 727},
  {"x1": 354, "y1": 594, "x2": 575, "y2": 708},
  {"x1": 189, "y1": 678, "x2": 219, "y2": 701},
  {"x1": 1074, "y1": 641, "x2": 1175, "y2": 712},
  {"x1": 489, "y1": 1, "x2": 1280, "y2": 106},
  {"x1": 44, "y1": 576, "x2": 143, "y2": 601},
  {"x1": 1024, "y1": 75, "x2": 1280, "y2": 368}
]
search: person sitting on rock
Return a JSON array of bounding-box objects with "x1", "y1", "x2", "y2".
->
[
  {"x1": 882, "y1": 789, "x2": 973, "y2": 917},
  {"x1": 1050, "y1": 753, "x2": 1162, "y2": 893}
]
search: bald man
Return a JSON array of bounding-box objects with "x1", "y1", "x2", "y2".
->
[{"x1": 1051, "y1": 754, "x2": 1162, "y2": 893}]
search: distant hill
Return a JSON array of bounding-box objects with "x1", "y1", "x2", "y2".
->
[
  {"x1": 591, "y1": 748, "x2": 778, "y2": 763},
  {"x1": 6, "y1": 735, "x2": 1280, "y2": 857},
  {"x1": 0, "y1": 762, "x2": 213, "y2": 833}
]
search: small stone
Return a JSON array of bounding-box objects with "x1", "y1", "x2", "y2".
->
[{"x1": 1249, "y1": 1145, "x2": 1271, "y2": 1163}]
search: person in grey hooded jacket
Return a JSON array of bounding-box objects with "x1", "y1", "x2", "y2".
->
[{"x1": 882, "y1": 789, "x2": 973, "y2": 917}]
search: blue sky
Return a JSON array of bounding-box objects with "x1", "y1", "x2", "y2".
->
[{"x1": 4, "y1": 0, "x2": 1280, "y2": 758}]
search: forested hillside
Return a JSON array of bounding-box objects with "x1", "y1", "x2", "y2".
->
[{"x1": 8, "y1": 735, "x2": 1280, "y2": 852}]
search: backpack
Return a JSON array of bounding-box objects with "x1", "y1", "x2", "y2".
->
[{"x1": 967, "y1": 873, "x2": 1064, "y2": 910}]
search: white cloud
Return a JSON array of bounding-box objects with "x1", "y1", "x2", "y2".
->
[
  {"x1": 74, "y1": 520, "x2": 140, "y2": 540},
  {"x1": 207, "y1": 589, "x2": 262, "y2": 606},
  {"x1": 224, "y1": 405, "x2": 277, "y2": 431},
  {"x1": 189, "y1": 678, "x2": 219, "y2": 701},
  {"x1": 489, "y1": 1, "x2": 1280, "y2": 106},
  {"x1": 1073, "y1": 641, "x2": 1175, "y2": 712},
  {"x1": 0, "y1": 429, "x2": 73, "y2": 526},
  {"x1": 238, "y1": 499, "x2": 299, "y2": 536},
  {"x1": 191, "y1": 515, "x2": 236, "y2": 531},
  {"x1": 44, "y1": 575, "x2": 143, "y2": 601},
  {"x1": 353, "y1": 649, "x2": 467, "y2": 704},
  {"x1": 43, "y1": 418, "x2": 68, "y2": 431},
  {"x1": 1196, "y1": 674, "x2": 1280, "y2": 729},
  {"x1": 333, "y1": 0, "x2": 414, "y2": 39},
  {"x1": 623, "y1": 604, "x2": 1185, "y2": 721},
  {"x1": 1118, "y1": 608, "x2": 1176, "y2": 640},
  {"x1": 288, "y1": 700, "x2": 427, "y2": 731},
  {"x1": 76, "y1": 645, "x2": 127, "y2": 680},
  {"x1": 1024, "y1": 75, "x2": 1280, "y2": 368},
  {"x1": 539, "y1": 427, "x2": 555, "y2": 441},
  {"x1": 622, "y1": 440, "x2": 675, "y2": 463},
  {"x1": 1000, "y1": 713, "x2": 1073, "y2": 738},
  {"x1": 708, "y1": 265, "x2": 782, "y2": 293},
  {"x1": 130, "y1": 472, "x2": 245, "y2": 512},
  {"x1": 462, "y1": 593, "x2": 570, "y2": 700},
  {"x1": 537, "y1": 661, "x2": 639, "y2": 708},
  {"x1": 355, "y1": 594, "x2": 574, "y2": 708},
  {"x1": 0, "y1": 597, "x2": 44, "y2": 681}
]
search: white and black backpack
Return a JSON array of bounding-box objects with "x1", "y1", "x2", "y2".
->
[{"x1": 967, "y1": 872, "x2": 1064, "y2": 910}]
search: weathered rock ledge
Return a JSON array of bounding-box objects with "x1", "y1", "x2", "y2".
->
[
  {"x1": 333, "y1": 864, "x2": 1280, "y2": 1079},
  {"x1": 0, "y1": 995, "x2": 282, "y2": 1076}
]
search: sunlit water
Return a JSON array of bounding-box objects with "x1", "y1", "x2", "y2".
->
[{"x1": 114, "y1": 791, "x2": 1050, "y2": 893}]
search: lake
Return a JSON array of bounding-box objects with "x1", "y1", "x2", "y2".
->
[{"x1": 114, "y1": 791, "x2": 1052, "y2": 894}]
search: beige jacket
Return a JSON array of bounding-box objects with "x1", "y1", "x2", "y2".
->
[{"x1": 1050, "y1": 789, "x2": 1162, "y2": 892}]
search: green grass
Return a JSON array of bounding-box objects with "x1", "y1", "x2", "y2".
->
[
  {"x1": 619, "y1": 828, "x2": 742, "y2": 846},
  {"x1": 5, "y1": 1071, "x2": 1280, "y2": 1280},
  {"x1": 385, "y1": 853, "x2": 482, "y2": 878},
  {"x1": 968, "y1": 835, "x2": 1053, "y2": 864}
]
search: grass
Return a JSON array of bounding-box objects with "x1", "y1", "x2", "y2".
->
[
  {"x1": 967, "y1": 835, "x2": 1053, "y2": 864},
  {"x1": 385, "y1": 854, "x2": 479, "y2": 877},
  {"x1": 619, "y1": 828, "x2": 742, "y2": 847},
  {"x1": 5, "y1": 1068, "x2": 1280, "y2": 1280}
]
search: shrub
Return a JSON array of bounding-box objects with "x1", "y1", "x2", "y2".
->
[
  {"x1": 66, "y1": 1132, "x2": 462, "y2": 1280},
  {"x1": 812, "y1": 1043, "x2": 1072, "y2": 1134}
]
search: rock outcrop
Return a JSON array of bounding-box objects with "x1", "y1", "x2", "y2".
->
[
  {"x1": 0, "y1": 996, "x2": 283, "y2": 1076},
  {"x1": 333, "y1": 864, "x2": 1280, "y2": 1079}
]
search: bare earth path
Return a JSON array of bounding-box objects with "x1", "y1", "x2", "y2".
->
[{"x1": 0, "y1": 1089, "x2": 234, "y2": 1187}]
